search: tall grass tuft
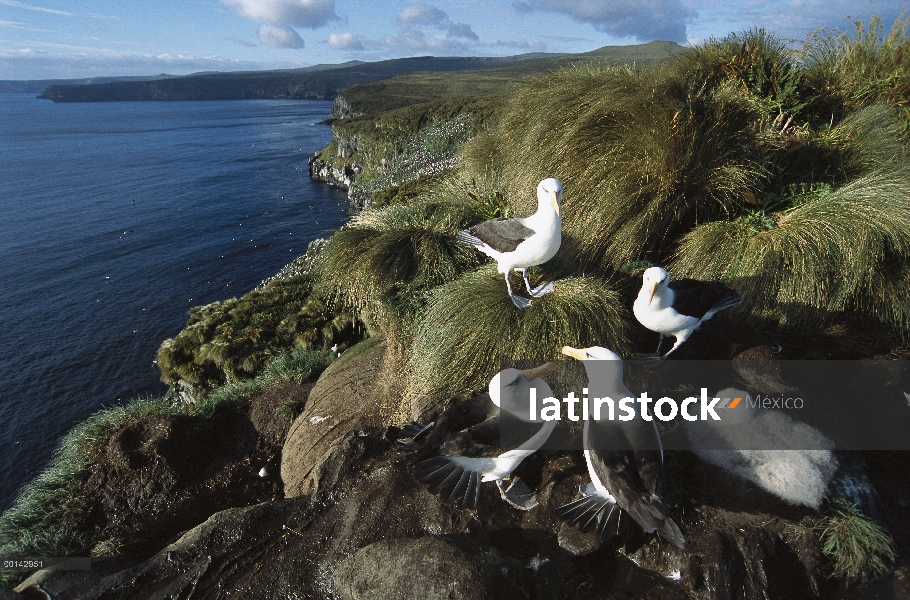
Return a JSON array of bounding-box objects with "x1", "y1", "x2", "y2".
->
[
  {"x1": 802, "y1": 14, "x2": 910, "y2": 137},
  {"x1": 405, "y1": 266, "x2": 633, "y2": 406},
  {"x1": 315, "y1": 196, "x2": 484, "y2": 335},
  {"x1": 786, "y1": 497, "x2": 896, "y2": 584},
  {"x1": 670, "y1": 166, "x2": 910, "y2": 334},
  {"x1": 462, "y1": 60, "x2": 768, "y2": 272}
]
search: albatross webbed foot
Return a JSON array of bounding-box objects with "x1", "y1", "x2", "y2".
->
[
  {"x1": 528, "y1": 281, "x2": 555, "y2": 298},
  {"x1": 497, "y1": 477, "x2": 538, "y2": 510},
  {"x1": 510, "y1": 293, "x2": 532, "y2": 310}
]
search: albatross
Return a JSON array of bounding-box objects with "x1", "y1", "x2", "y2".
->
[
  {"x1": 633, "y1": 266, "x2": 741, "y2": 358},
  {"x1": 456, "y1": 178, "x2": 563, "y2": 309},
  {"x1": 401, "y1": 361, "x2": 558, "y2": 509},
  {"x1": 555, "y1": 346, "x2": 684, "y2": 548},
  {"x1": 688, "y1": 388, "x2": 838, "y2": 509}
]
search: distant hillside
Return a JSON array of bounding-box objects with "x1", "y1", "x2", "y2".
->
[
  {"x1": 334, "y1": 41, "x2": 684, "y2": 116},
  {"x1": 35, "y1": 42, "x2": 683, "y2": 103},
  {"x1": 0, "y1": 75, "x2": 181, "y2": 94}
]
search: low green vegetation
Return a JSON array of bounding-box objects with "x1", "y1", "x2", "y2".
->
[
  {"x1": 314, "y1": 95, "x2": 503, "y2": 201},
  {"x1": 336, "y1": 41, "x2": 686, "y2": 116},
  {"x1": 156, "y1": 273, "x2": 359, "y2": 394},
  {"x1": 786, "y1": 497, "x2": 896, "y2": 584}
]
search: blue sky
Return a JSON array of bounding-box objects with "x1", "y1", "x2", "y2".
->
[{"x1": 0, "y1": 0, "x2": 906, "y2": 80}]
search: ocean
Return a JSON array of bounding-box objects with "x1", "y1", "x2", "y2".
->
[{"x1": 0, "y1": 94, "x2": 350, "y2": 512}]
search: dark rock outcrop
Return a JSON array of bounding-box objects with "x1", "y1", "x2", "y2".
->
[{"x1": 10, "y1": 336, "x2": 907, "y2": 599}]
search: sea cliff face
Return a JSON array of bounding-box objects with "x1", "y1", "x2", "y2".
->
[{"x1": 307, "y1": 93, "x2": 498, "y2": 209}]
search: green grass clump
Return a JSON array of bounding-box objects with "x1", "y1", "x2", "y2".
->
[
  {"x1": 786, "y1": 497, "x2": 896, "y2": 584},
  {"x1": 463, "y1": 60, "x2": 768, "y2": 271},
  {"x1": 405, "y1": 267, "x2": 633, "y2": 403},
  {"x1": 156, "y1": 274, "x2": 356, "y2": 392},
  {"x1": 670, "y1": 166, "x2": 910, "y2": 334},
  {"x1": 315, "y1": 197, "x2": 483, "y2": 335}
]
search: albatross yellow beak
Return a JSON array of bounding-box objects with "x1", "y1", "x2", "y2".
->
[
  {"x1": 647, "y1": 281, "x2": 658, "y2": 304},
  {"x1": 561, "y1": 346, "x2": 587, "y2": 361},
  {"x1": 520, "y1": 361, "x2": 557, "y2": 381},
  {"x1": 550, "y1": 191, "x2": 560, "y2": 217}
]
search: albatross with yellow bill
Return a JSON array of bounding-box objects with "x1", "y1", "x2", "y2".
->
[
  {"x1": 402, "y1": 361, "x2": 558, "y2": 510},
  {"x1": 555, "y1": 346, "x2": 684, "y2": 548},
  {"x1": 456, "y1": 178, "x2": 563, "y2": 309},
  {"x1": 633, "y1": 266, "x2": 741, "y2": 359}
]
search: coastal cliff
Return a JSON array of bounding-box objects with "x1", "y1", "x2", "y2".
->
[{"x1": 5, "y1": 31, "x2": 910, "y2": 599}]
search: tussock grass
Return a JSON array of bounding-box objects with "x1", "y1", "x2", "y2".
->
[
  {"x1": 463, "y1": 61, "x2": 768, "y2": 271},
  {"x1": 786, "y1": 497, "x2": 896, "y2": 584},
  {"x1": 315, "y1": 197, "x2": 483, "y2": 334},
  {"x1": 802, "y1": 14, "x2": 910, "y2": 137},
  {"x1": 405, "y1": 267, "x2": 633, "y2": 405},
  {"x1": 670, "y1": 167, "x2": 910, "y2": 334}
]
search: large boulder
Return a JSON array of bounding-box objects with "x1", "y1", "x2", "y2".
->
[
  {"x1": 333, "y1": 536, "x2": 529, "y2": 600},
  {"x1": 281, "y1": 336, "x2": 388, "y2": 497}
]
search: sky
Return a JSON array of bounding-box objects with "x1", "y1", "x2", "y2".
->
[{"x1": 0, "y1": 0, "x2": 907, "y2": 80}]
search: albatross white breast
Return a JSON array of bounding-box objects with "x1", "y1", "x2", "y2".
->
[
  {"x1": 402, "y1": 362, "x2": 558, "y2": 510},
  {"x1": 456, "y1": 178, "x2": 563, "y2": 309},
  {"x1": 633, "y1": 266, "x2": 741, "y2": 358},
  {"x1": 555, "y1": 346, "x2": 684, "y2": 548}
]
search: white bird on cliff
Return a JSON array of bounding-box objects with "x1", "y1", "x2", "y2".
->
[
  {"x1": 456, "y1": 178, "x2": 563, "y2": 309},
  {"x1": 555, "y1": 346, "x2": 684, "y2": 548},
  {"x1": 401, "y1": 361, "x2": 558, "y2": 510},
  {"x1": 633, "y1": 266, "x2": 741, "y2": 358}
]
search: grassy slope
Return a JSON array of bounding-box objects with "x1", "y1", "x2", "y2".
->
[{"x1": 336, "y1": 41, "x2": 684, "y2": 115}]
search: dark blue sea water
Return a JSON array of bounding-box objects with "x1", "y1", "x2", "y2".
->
[{"x1": 0, "y1": 94, "x2": 349, "y2": 512}]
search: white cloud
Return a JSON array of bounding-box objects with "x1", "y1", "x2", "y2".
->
[
  {"x1": 257, "y1": 23, "x2": 304, "y2": 48},
  {"x1": 382, "y1": 27, "x2": 471, "y2": 52},
  {"x1": 513, "y1": 0, "x2": 695, "y2": 43},
  {"x1": 395, "y1": 4, "x2": 479, "y2": 41},
  {"x1": 220, "y1": 0, "x2": 336, "y2": 28},
  {"x1": 328, "y1": 32, "x2": 363, "y2": 50},
  {"x1": 0, "y1": 0, "x2": 74, "y2": 16},
  {"x1": 0, "y1": 19, "x2": 50, "y2": 32},
  {"x1": 397, "y1": 4, "x2": 447, "y2": 26}
]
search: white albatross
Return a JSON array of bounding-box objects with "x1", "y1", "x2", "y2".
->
[
  {"x1": 456, "y1": 178, "x2": 563, "y2": 309},
  {"x1": 403, "y1": 362, "x2": 558, "y2": 509},
  {"x1": 555, "y1": 346, "x2": 684, "y2": 547},
  {"x1": 633, "y1": 266, "x2": 741, "y2": 358}
]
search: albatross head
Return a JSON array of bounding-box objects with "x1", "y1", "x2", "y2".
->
[
  {"x1": 641, "y1": 266, "x2": 670, "y2": 305},
  {"x1": 561, "y1": 346, "x2": 625, "y2": 391},
  {"x1": 537, "y1": 178, "x2": 563, "y2": 217},
  {"x1": 488, "y1": 362, "x2": 557, "y2": 407}
]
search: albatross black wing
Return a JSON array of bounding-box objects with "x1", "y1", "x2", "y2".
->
[
  {"x1": 411, "y1": 417, "x2": 502, "y2": 510},
  {"x1": 459, "y1": 217, "x2": 535, "y2": 253},
  {"x1": 413, "y1": 456, "x2": 484, "y2": 509},
  {"x1": 668, "y1": 279, "x2": 741, "y2": 320},
  {"x1": 398, "y1": 394, "x2": 497, "y2": 459},
  {"x1": 586, "y1": 422, "x2": 685, "y2": 548}
]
